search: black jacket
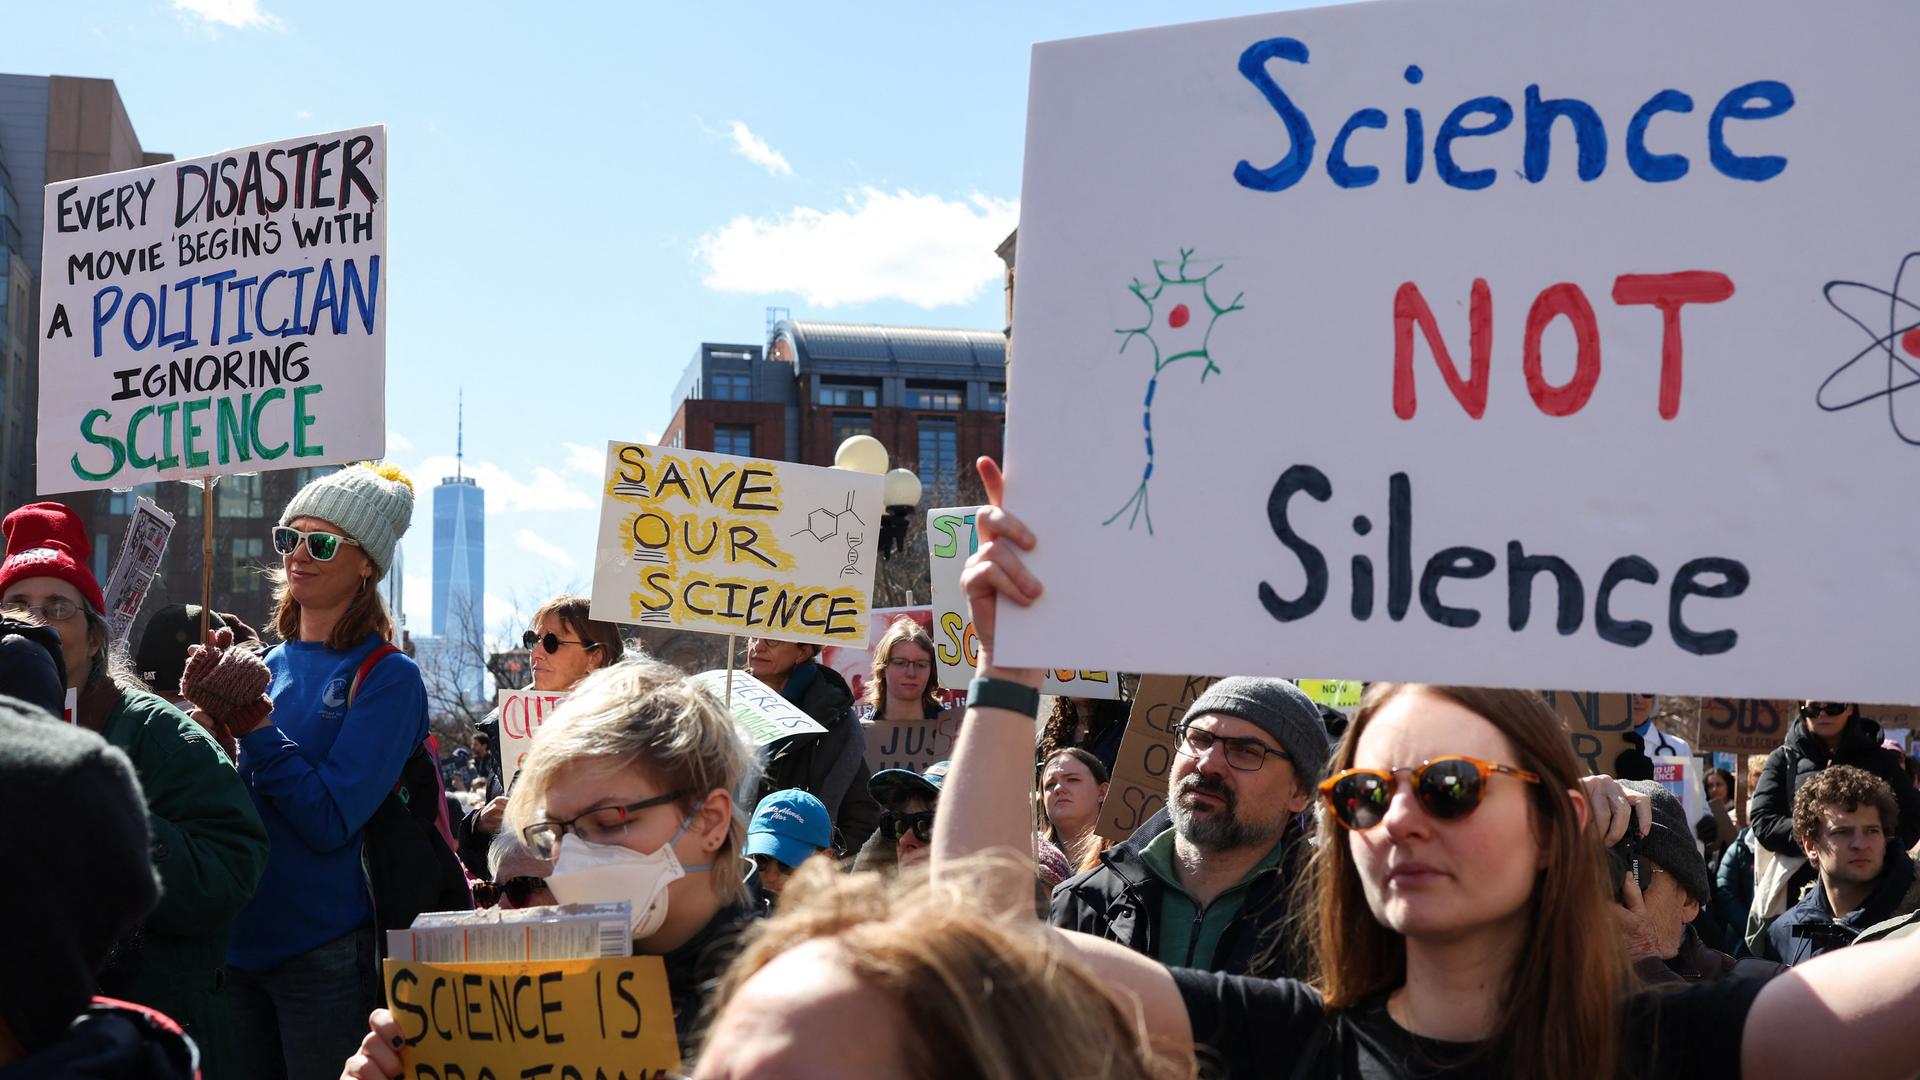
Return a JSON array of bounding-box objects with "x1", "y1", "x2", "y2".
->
[
  {"x1": 1749, "y1": 714, "x2": 1920, "y2": 856},
  {"x1": 1759, "y1": 846, "x2": 1920, "y2": 964},
  {"x1": 0, "y1": 998, "x2": 200, "y2": 1080},
  {"x1": 665, "y1": 902, "x2": 758, "y2": 1062},
  {"x1": 762, "y1": 662, "x2": 881, "y2": 855},
  {"x1": 1047, "y1": 809, "x2": 1305, "y2": 978}
]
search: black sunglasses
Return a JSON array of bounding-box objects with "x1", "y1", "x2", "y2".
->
[
  {"x1": 473, "y1": 875, "x2": 549, "y2": 908},
  {"x1": 881, "y1": 810, "x2": 935, "y2": 843},
  {"x1": 524, "y1": 630, "x2": 602, "y2": 655},
  {"x1": 1800, "y1": 702, "x2": 1851, "y2": 719}
]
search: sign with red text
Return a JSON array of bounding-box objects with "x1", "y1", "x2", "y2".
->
[
  {"x1": 591, "y1": 443, "x2": 883, "y2": 646},
  {"x1": 928, "y1": 505, "x2": 1118, "y2": 699},
  {"x1": 37, "y1": 127, "x2": 386, "y2": 494},
  {"x1": 1097, "y1": 674, "x2": 1221, "y2": 843},
  {"x1": 497, "y1": 688, "x2": 567, "y2": 792},
  {"x1": 996, "y1": 0, "x2": 1920, "y2": 703}
]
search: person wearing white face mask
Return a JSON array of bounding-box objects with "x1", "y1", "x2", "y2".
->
[{"x1": 340, "y1": 657, "x2": 760, "y2": 1077}]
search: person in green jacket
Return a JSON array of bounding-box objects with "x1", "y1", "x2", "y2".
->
[{"x1": 0, "y1": 501, "x2": 269, "y2": 1080}]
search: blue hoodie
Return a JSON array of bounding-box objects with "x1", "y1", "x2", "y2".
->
[{"x1": 228, "y1": 633, "x2": 427, "y2": 971}]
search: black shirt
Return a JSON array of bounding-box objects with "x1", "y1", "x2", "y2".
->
[{"x1": 1173, "y1": 969, "x2": 1766, "y2": 1079}]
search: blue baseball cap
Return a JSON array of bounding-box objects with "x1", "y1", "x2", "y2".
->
[
  {"x1": 746, "y1": 789, "x2": 832, "y2": 869},
  {"x1": 867, "y1": 760, "x2": 950, "y2": 813}
]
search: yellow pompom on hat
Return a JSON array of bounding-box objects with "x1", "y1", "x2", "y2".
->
[{"x1": 278, "y1": 462, "x2": 415, "y2": 577}]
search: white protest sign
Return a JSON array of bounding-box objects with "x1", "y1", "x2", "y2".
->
[
  {"x1": 997, "y1": 0, "x2": 1920, "y2": 703},
  {"x1": 37, "y1": 126, "x2": 386, "y2": 494},
  {"x1": 927, "y1": 505, "x2": 1119, "y2": 699},
  {"x1": 101, "y1": 495, "x2": 176, "y2": 643},
  {"x1": 497, "y1": 688, "x2": 567, "y2": 793},
  {"x1": 590, "y1": 443, "x2": 883, "y2": 647},
  {"x1": 689, "y1": 670, "x2": 828, "y2": 746}
]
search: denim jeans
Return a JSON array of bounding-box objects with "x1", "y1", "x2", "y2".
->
[{"x1": 227, "y1": 926, "x2": 378, "y2": 1080}]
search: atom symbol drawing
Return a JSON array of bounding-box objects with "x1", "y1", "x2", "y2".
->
[
  {"x1": 1820, "y1": 252, "x2": 1920, "y2": 446},
  {"x1": 1105, "y1": 249, "x2": 1245, "y2": 535}
]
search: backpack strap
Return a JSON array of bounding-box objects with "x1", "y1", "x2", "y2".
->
[{"x1": 348, "y1": 642, "x2": 402, "y2": 710}]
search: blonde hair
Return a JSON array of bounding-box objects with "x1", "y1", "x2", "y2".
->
[
  {"x1": 863, "y1": 615, "x2": 943, "y2": 712},
  {"x1": 507, "y1": 657, "x2": 758, "y2": 907},
  {"x1": 708, "y1": 857, "x2": 1190, "y2": 1080}
]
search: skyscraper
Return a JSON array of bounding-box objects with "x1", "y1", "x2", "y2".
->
[{"x1": 433, "y1": 395, "x2": 486, "y2": 701}]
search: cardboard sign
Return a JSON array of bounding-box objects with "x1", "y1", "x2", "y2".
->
[
  {"x1": 996, "y1": 0, "x2": 1920, "y2": 704},
  {"x1": 688, "y1": 670, "x2": 828, "y2": 746},
  {"x1": 1697, "y1": 698, "x2": 1795, "y2": 755},
  {"x1": 37, "y1": 127, "x2": 387, "y2": 494},
  {"x1": 1541, "y1": 691, "x2": 1653, "y2": 778},
  {"x1": 928, "y1": 505, "x2": 1118, "y2": 699},
  {"x1": 591, "y1": 443, "x2": 883, "y2": 646},
  {"x1": 863, "y1": 711, "x2": 962, "y2": 775},
  {"x1": 497, "y1": 688, "x2": 568, "y2": 793},
  {"x1": 383, "y1": 955, "x2": 678, "y2": 1079},
  {"x1": 1096, "y1": 674, "x2": 1221, "y2": 842}
]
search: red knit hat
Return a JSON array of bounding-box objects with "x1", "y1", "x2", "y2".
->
[{"x1": 0, "y1": 503, "x2": 106, "y2": 615}]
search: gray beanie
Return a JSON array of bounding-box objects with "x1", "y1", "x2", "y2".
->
[
  {"x1": 1185, "y1": 677, "x2": 1331, "y2": 785},
  {"x1": 1616, "y1": 780, "x2": 1711, "y2": 905},
  {"x1": 279, "y1": 463, "x2": 415, "y2": 577}
]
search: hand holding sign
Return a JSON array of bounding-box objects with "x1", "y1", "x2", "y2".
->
[{"x1": 959, "y1": 458, "x2": 1045, "y2": 687}]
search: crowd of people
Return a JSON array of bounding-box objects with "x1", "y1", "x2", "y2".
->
[{"x1": 1, "y1": 454, "x2": 1918, "y2": 1078}]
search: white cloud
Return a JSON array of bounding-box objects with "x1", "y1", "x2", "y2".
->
[
  {"x1": 386, "y1": 430, "x2": 414, "y2": 454},
  {"x1": 696, "y1": 188, "x2": 1018, "y2": 309},
  {"x1": 172, "y1": 0, "x2": 282, "y2": 30},
  {"x1": 408, "y1": 455, "x2": 594, "y2": 513},
  {"x1": 561, "y1": 442, "x2": 605, "y2": 477},
  {"x1": 728, "y1": 121, "x2": 792, "y2": 177},
  {"x1": 484, "y1": 593, "x2": 517, "y2": 639},
  {"x1": 514, "y1": 529, "x2": 575, "y2": 570}
]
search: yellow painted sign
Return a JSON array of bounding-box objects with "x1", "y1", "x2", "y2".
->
[
  {"x1": 1298, "y1": 679, "x2": 1363, "y2": 709},
  {"x1": 383, "y1": 955, "x2": 680, "y2": 1079}
]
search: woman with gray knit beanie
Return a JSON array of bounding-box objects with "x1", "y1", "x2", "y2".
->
[{"x1": 180, "y1": 463, "x2": 433, "y2": 1080}]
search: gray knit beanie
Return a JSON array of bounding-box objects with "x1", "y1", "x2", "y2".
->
[
  {"x1": 1616, "y1": 780, "x2": 1712, "y2": 905},
  {"x1": 1185, "y1": 677, "x2": 1331, "y2": 785},
  {"x1": 279, "y1": 463, "x2": 415, "y2": 577}
]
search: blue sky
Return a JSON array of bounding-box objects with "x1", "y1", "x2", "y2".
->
[{"x1": 6, "y1": 0, "x2": 1302, "y2": 641}]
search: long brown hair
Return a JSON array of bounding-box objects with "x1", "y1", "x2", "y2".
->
[
  {"x1": 269, "y1": 568, "x2": 394, "y2": 650},
  {"x1": 1309, "y1": 684, "x2": 1624, "y2": 1078},
  {"x1": 863, "y1": 615, "x2": 943, "y2": 713}
]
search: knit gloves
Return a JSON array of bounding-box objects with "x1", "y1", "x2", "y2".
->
[{"x1": 180, "y1": 628, "x2": 273, "y2": 736}]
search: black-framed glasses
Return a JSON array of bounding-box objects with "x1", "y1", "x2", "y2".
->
[
  {"x1": 1, "y1": 597, "x2": 81, "y2": 623},
  {"x1": 1175, "y1": 724, "x2": 1293, "y2": 773},
  {"x1": 880, "y1": 810, "x2": 935, "y2": 843},
  {"x1": 1318, "y1": 756, "x2": 1543, "y2": 832},
  {"x1": 271, "y1": 526, "x2": 362, "y2": 562},
  {"x1": 1800, "y1": 702, "x2": 1850, "y2": 719},
  {"x1": 524, "y1": 630, "x2": 600, "y2": 655},
  {"x1": 885, "y1": 657, "x2": 931, "y2": 674},
  {"x1": 521, "y1": 790, "x2": 685, "y2": 858}
]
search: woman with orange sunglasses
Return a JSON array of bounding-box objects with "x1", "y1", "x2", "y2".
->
[{"x1": 929, "y1": 457, "x2": 1920, "y2": 1080}]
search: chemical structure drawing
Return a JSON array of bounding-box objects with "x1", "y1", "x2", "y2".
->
[
  {"x1": 1106, "y1": 248, "x2": 1245, "y2": 534},
  {"x1": 1820, "y1": 252, "x2": 1920, "y2": 446},
  {"x1": 794, "y1": 492, "x2": 867, "y2": 543}
]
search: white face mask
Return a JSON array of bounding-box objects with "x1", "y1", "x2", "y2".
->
[{"x1": 545, "y1": 814, "x2": 711, "y2": 939}]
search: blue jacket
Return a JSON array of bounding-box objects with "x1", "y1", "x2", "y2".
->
[
  {"x1": 1762, "y1": 846, "x2": 1920, "y2": 965},
  {"x1": 228, "y1": 634, "x2": 427, "y2": 971}
]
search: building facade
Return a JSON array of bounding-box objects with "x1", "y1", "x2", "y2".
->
[{"x1": 432, "y1": 471, "x2": 486, "y2": 702}]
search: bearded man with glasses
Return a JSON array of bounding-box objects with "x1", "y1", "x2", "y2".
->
[
  {"x1": 1750, "y1": 701, "x2": 1920, "y2": 877},
  {"x1": 1049, "y1": 677, "x2": 1330, "y2": 977}
]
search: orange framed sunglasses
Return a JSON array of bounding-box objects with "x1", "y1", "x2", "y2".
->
[{"x1": 1319, "y1": 756, "x2": 1541, "y2": 831}]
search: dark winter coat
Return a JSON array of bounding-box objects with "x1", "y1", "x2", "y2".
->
[
  {"x1": 763, "y1": 661, "x2": 881, "y2": 855},
  {"x1": 0, "y1": 998, "x2": 201, "y2": 1080},
  {"x1": 665, "y1": 902, "x2": 758, "y2": 1063},
  {"x1": 1047, "y1": 809, "x2": 1305, "y2": 978},
  {"x1": 1749, "y1": 714, "x2": 1920, "y2": 856},
  {"x1": 1634, "y1": 924, "x2": 1785, "y2": 988},
  {"x1": 1759, "y1": 846, "x2": 1920, "y2": 964}
]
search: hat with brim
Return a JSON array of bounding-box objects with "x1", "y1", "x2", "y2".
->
[
  {"x1": 747, "y1": 788, "x2": 832, "y2": 868},
  {"x1": 867, "y1": 760, "x2": 949, "y2": 813}
]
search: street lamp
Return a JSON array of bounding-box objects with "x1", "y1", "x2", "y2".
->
[{"x1": 832, "y1": 435, "x2": 920, "y2": 560}]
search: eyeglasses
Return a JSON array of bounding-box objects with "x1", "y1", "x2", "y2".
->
[
  {"x1": 886, "y1": 657, "x2": 931, "y2": 674},
  {"x1": 1175, "y1": 724, "x2": 1293, "y2": 773},
  {"x1": 1800, "y1": 702, "x2": 1850, "y2": 719},
  {"x1": 524, "y1": 630, "x2": 601, "y2": 655},
  {"x1": 1318, "y1": 756, "x2": 1542, "y2": 831},
  {"x1": 271, "y1": 526, "x2": 362, "y2": 562},
  {"x1": 1, "y1": 597, "x2": 81, "y2": 623},
  {"x1": 521, "y1": 790, "x2": 685, "y2": 859},
  {"x1": 880, "y1": 810, "x2": 936, "y2": 843}
]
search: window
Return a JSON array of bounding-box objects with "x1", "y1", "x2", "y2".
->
[
  {"x1": 107, "y1": 482, "x2": 159, "y2": 515},
  {"x1": 296, "y1": 465, "x2": 341, "y2": 488},
  {"x1": 230, "y1": 537, "x2": 265, "y2": 593},
  {"x1": 985, "y1": 384, "x2": 1006, "y2": 412},
  {"x1": 93, "y1": 533, "x2": 109, "y2": 585},
  {"x1": 710, "y1": 372, "x2": 752, "y2": 401},
  {"x1": 219, "y1": 474, "x2": 265, "y2": 518},
  {"x1": 918, "y1": 418, "x2": 958, "y2": 502},
  {"x1": 714, "y1": 425, "x2": 754, "y2": 457},
  {"x1": 906, "y1": 383, "x2": 963, "y2": 411},
  {"x1": 818, "y1": 381, "x2": 878, "y2": 407},
  {"x1": 830, "y1": 413, "x2": 873, "y2": 448}
]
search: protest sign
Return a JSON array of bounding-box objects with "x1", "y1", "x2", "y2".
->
[
  {"x1": 864, "y1": 711, "x2": 962, "y2": 775},
  {"x1": 996, "y1": 0, "x2": 1920, "y2": 704},
  {"x1": 928, "y1": 505, "x2": 1118, "y2": 699},
  {"x1": 383, "y1": 955, "x2": 678, "y2": 1079},
  {"x1": 1097, "y1": 674, "x2": 1221, "y2": 842},
  {"x1": 1542, "y1": 692, "x2": 1646, "y2": 777},
  {"x1": 497, "y1": 688, "x2": 567, "y2": 793},
  {"x1": 37, "y1": 127, "x2": 386, "y2": 495},
  {"x1": 100, "y1": 495, "x2": 175, "y2": 642},
  {"x1": 1298, "y1": 679, "x2": 1363, "y2": 710},
  {"x1": 591, "y1": 442, "x2": 883, "y2": 646},
  {"x1": 1697, "y1": 698, "x2": 1794, "y2": 755},
  {"x1": 688, "y1": 670, "x2": 828, "y2": 746}
]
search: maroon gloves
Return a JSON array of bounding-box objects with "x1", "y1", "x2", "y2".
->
[{"x1": 180, "y1": 627, "x2": 273, "y2": 737}]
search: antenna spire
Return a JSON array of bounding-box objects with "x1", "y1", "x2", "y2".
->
[{"x1": 456, "y1": 389, "x2": 464, "y2": 481}]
